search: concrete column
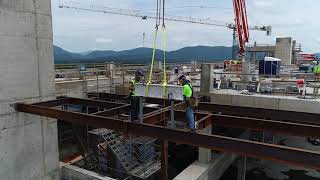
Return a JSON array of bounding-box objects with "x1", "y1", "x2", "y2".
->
[
  {"x1": 200, "y1": 64, "x2": 213, "y2": 96},
  {"x1": 198, "y1": 125, "x2": 212, "y2": 163},
  {"x1": 241, "y1": 57, "x2": 251, "y2": 82},
  {"x1": 0, "y1": 0, "x2": 59, "y2": 179}
]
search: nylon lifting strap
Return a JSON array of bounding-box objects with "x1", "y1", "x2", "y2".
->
[
  {"x1": 146, "y1": 27, "x2": 159, "y2": 96},
  {"x1": 146, "y1": 0, "x2": 167, "y2": 98},
  {"x1": 162, "y1": 26, "x2": 167, "y2": 98}
]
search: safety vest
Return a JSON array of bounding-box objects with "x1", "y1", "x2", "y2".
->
[
  {"x1": 316, "y1": 66, "x2": 320, "y2": 73},
  {"x1": 183, "y1": 83, "x2": 193, "y2": 98},
  {"x1": 130, "y1": 80, "x2": 136, "y2": 96}
]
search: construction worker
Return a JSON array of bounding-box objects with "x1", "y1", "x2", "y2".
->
[
  {"x1": 314, "y1": 62, "x2": 320, "y2": 82},
  {"x1": 178, "y1": 75, "x2": 196, "y2": 132},
  {"x1": 129, "y1": 71, "x2": 143, "y2": 122}
]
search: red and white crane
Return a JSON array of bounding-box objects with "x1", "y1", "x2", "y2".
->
[{"x1": 232, "y1": 0, "x2": 249, "y2": 58}]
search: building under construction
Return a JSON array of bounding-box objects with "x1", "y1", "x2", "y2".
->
[{"x1": 1, "y1": 1, "x2": 320, "y2": 180}]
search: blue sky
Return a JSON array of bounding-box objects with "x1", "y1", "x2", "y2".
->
[{"x1": 52, "y1": 0, "x2": 319, "y2": 53}]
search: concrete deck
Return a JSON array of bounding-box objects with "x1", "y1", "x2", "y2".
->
[{"x1": 211, "y1": 89, "x2": 320, "y2": 114}]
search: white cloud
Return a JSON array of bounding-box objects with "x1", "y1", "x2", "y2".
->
[
  {"x1": 172, "y1": 37, "x2": 186, "y2": 42},
  {"x1": 253, "y1": 1, "x2": 273, "y2": 8},
  {"x1": 95, "y1": 38, "x2": 113, "y2": 43},
  {"x1": 52, "y1": 0, "x2": 320, "y2": 53}
]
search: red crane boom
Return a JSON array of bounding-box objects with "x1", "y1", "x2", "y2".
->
[{"x1": 233, "y1": 0, "x2": 249, "y2": 58}]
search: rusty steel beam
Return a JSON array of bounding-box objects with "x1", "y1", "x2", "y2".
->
[
  {"x1": 144, "y1": 109, "x2": 320, "y2": 138},
  {"x1": 15, "y1": 103, "x2": 320, "y2": 170},
  {"x1": 88, "y1": 92, "x2": 181, "y2": 107},
  {"x1": 30, "y1": 97, "x2": 320, "y2": 138},
  {"x1": 197, "y1": 103, "x2": 320, "y2": 125},
  {"x1": 211, "y1": 115, "x2": 320, "y2": 138},
  {"x1": 90, "y1": 93, "x2": 320, "y2": 125},
  {"x1": 16, "y1": 104, "x2": 127, "y2": 131},
  {"x1": 92, "y1": 104, "x2": 131, "y2": 117},
  {"x1": 33, "y1": 98, "x2": 70, "y2": 107},
  {"x1": 65, "y1": 97, "x2": 127, "y2": 109},
  {"x1": 32, "y1": 96, "x2": 127, "y2": 109},
  {"x1": 87, "y1": 92, "x2": 127, "y2": 102},
  {"x1": 93, "y1": 105, "x2": 159, "y2": 119},
  {"x1": 143, "y1": 108, "x2": 170, "y2": 125},
  {"x1": 197, "y1": 114, "x2": 213, "y2": 130},
  {"x1": 129, "y1": 123, "x2": 320, "y2": 171}
]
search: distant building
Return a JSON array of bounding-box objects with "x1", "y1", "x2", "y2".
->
[{"x1": 246, "y1": 37, "x2": 301, "y2": 66}]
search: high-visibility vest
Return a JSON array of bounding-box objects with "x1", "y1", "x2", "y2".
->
[
  {"x1": 316, "y1": 66, "x2": 320, "y2": 73},
  {"x1": 130, "y1": 80, "x2": 136, "y2": 96}
]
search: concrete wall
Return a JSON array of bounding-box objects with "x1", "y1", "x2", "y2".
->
[
  {"x1": 61, "y1": 163, "x2": 116, "y2": 180},
  {"x1": 275, "y1": 37, "x2": 293, "y2": 65},
  {"x1": 0, "y1": 0, "x2": 59, "y2": 179},
  {"x1": 56, "y1": 80, "x2": 87, "y2": 98},
  {"x1": 210, "y1": 91, "x2": 320, "y2": 114},
  {"x1": 55, "y1": 78, "x2": 112, "y2": 98}
]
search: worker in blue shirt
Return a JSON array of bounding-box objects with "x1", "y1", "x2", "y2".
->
[
  {"x1": 129, "y1": 71, "x2": 143, "y2": 122},
  {"x1": 178, "y1": 75, "x2": 196, "y2": 132}
]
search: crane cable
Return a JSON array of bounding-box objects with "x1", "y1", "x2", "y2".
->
[
  {"x1": 161, "y1": 0, "x2": 168, "y2": 129},
  {"x1": 146, "y1": 0, "x2": 168, "y2": 97},
  {"x1": 146, "y1": 0, "x2": 160, "y2": 96}
]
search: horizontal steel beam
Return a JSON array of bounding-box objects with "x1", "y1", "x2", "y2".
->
[
  {"x1": 33, "y1": 98, "x2": 70, "y2": 107},
  {"x1": 15, "y1": 103, "x2": 320, "y2": 170},
  {"x1": 92, "y1": 104, "x2": 130, "y2": 117},
  {"x1": 88, "y1": 93, "x2": 320, "y2": 125},
  {"x1": 210, "y1": 115, "x2": 320, "y2": 138},
  {"x1": 16, "y1": 103, "x2": 127, "y2": 131},
  {"x1": 65, "y1": 97, "x2": 127, "y2": 109},
  {"x1": 197, "y1": 103, "x2": 320, "y2": 125},
  {"x1": 144, "y1": 109, "x2": 320, "y2": 137},
  {"x1": 87, "y1": 92, "x2": 127, "y2": 102},
  {"x1": 31, "y1": 97, "x2": 320, "y2": 138},
  {"x1": 88, "y1": 92, "x2": 180, "y2": 107}
]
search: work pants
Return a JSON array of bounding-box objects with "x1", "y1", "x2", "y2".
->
[
  {"x1": 130, "y1": 96, "x2": 140, "y2": 122},
  {"x1": 186, "y1": 106, "x2": 195, "y2": 132}
]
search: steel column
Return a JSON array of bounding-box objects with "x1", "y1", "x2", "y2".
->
[{"x1": 161, "y1": 140, "x2": 169, "y2": 180}]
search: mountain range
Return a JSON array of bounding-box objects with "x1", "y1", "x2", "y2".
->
[{"x1": 54, "y1": 45, "x2": 232, "y2": 64}]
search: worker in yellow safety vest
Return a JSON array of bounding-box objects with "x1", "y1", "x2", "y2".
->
[
  {"x1": 129, "y1": 71, "x2": 143, "y2": 122},
  {"x1": 178, "y1": 75, "x2": 197, "y2": 132}
]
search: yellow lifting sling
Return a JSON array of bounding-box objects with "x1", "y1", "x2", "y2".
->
[{"x1": 146, "y1": 0, "x2": 167, "y2": 98}]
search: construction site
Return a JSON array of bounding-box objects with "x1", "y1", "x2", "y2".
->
[{"x1": 1, "y1": 0, "x2": 320, "y2": 180}]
